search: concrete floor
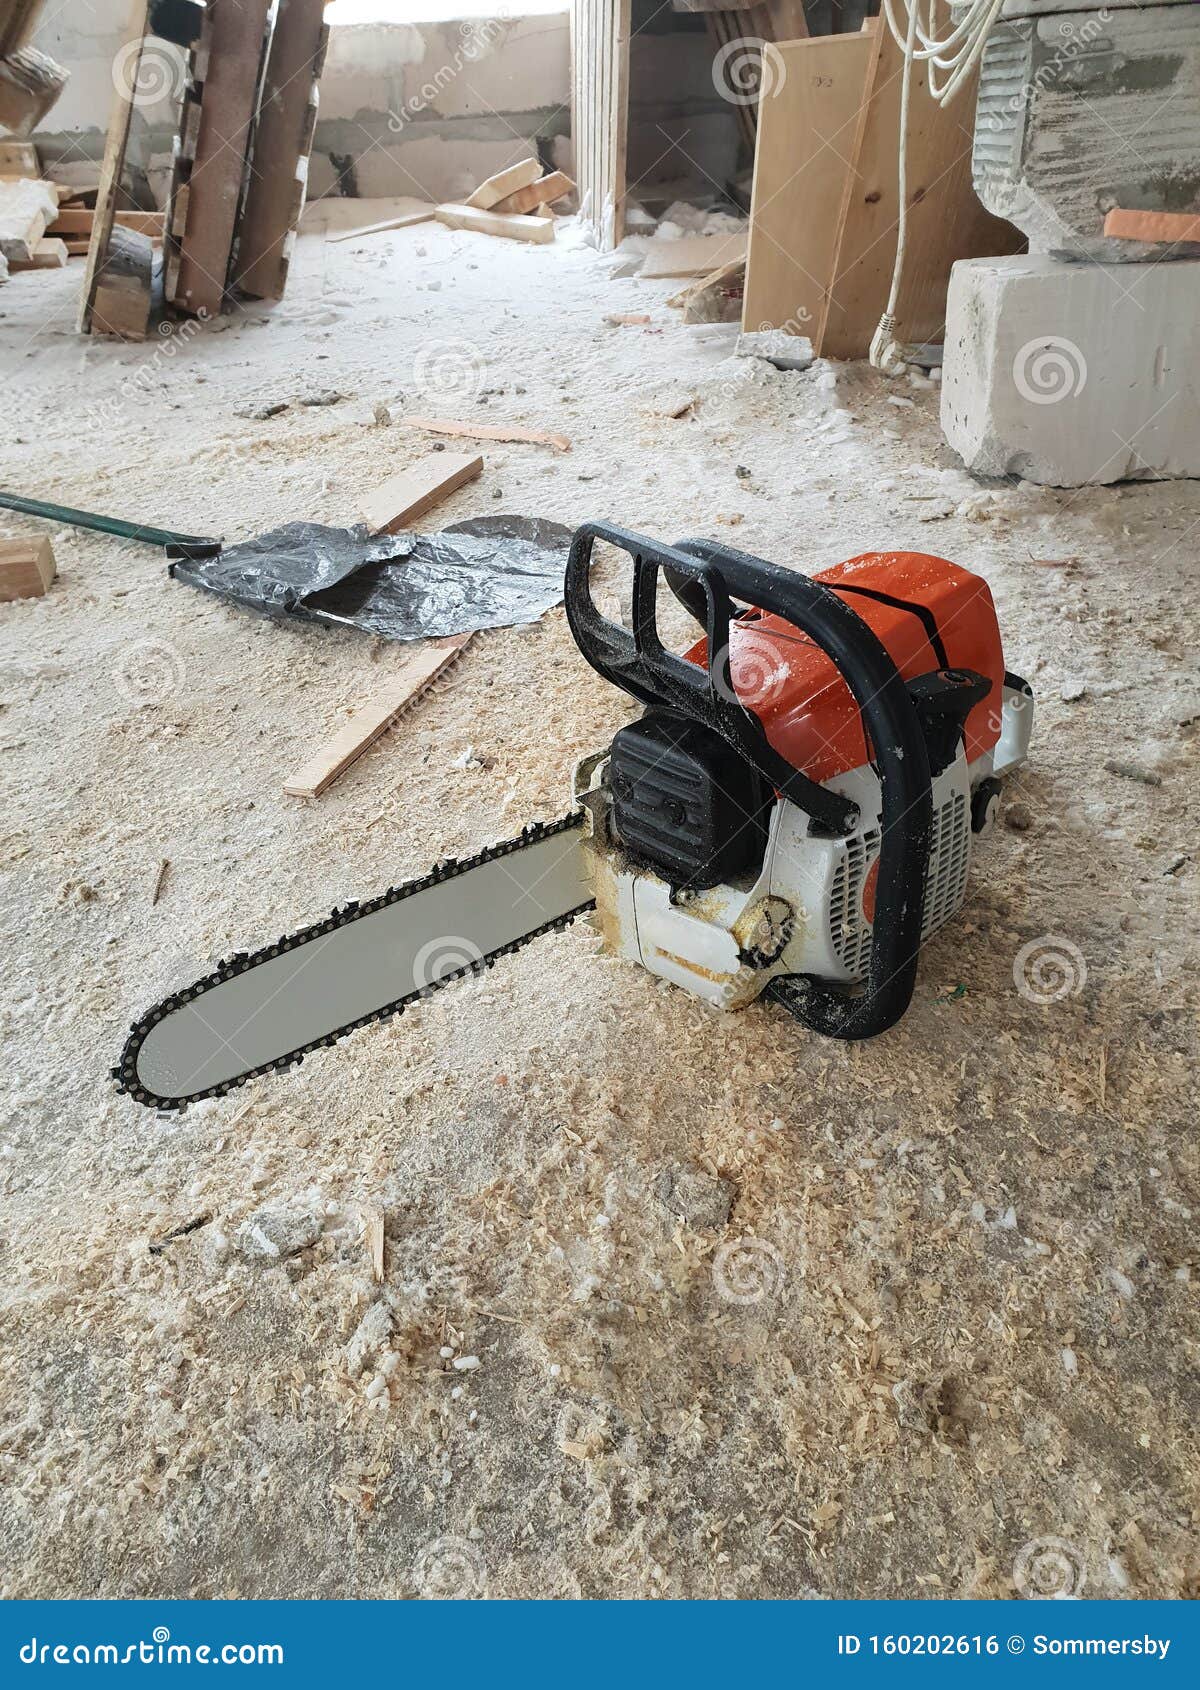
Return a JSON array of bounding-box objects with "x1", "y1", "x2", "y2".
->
[{"x1": 0, "y1": 211, "x2": 1197, "y2": 1598}]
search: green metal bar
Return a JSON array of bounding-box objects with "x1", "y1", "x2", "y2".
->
[{"x1": 0, "y1": 492, "x2": 219, "y2": 550}]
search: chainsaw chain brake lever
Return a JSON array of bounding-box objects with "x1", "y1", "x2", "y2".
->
[{"x1": 565, "y1": 522, "x2": 937, "y2": 1041}]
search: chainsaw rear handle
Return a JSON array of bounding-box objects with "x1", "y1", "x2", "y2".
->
[{"x1": 564, "y1": 522, "x2": 940, "y2": 1040}]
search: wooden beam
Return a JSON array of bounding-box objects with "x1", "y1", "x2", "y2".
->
[
  {"x1": 359, "y1": 452, "x2": 484, "y2": 536},
  {"x1": 90, "y1": 224, "x2": 153, "y2": 340},
  {"x1": 401, "y1": 415, "x2": 571, "y2": 453},
  {"x1": 571, "y1": 0, "x2": 631, "y2": 252},
  {"x1": 49, "y1": 206, "x2": 163, "y2": 237},
  {"x1": 0, "y1": 535, "x2": 56, "y2": 601},
  {"x1": 233, "y1": 0, "x2": 330, "y2": 301},
  {"x1": 167, "y1": 0, "x2": 273, "y2": 317},
  {"x1": 283, "y1": 636, "x2": 471, "y2": 799},
  {"x1": 78, "y1": 0, "x2": 150, "y2": 334},
  {"x1": 490, "y1": 171, "x2": 574, "y2": 216},
  {"x1": 0, "y1": 175, "x2": 57, "y2": 261},
  {"x1": 326, "y1": 206, "x2": 434, "y2": 243},
  {"x1": 0, "y1": 138, "x2": 38, "y2": 177},
  {"x1": 8, "y1": 235, "x2": 66, "y2": 269},
  {"x1": 434, "y1": 202, "x2": 555, "y2": 244},
  {"x1": 464, "y1": 155, "x2": 542, "y2": 210}
]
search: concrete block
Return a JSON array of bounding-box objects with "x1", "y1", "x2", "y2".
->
[{"x1": 941, "y1": 254, "x2": 1200, "y2": 487}]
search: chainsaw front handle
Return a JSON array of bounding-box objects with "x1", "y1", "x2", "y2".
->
[{"x1": 564, "y1": 522, "x2": 937, "y2": 1040}]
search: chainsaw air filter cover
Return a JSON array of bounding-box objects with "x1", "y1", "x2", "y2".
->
[{"x1": 608, "y1": 712, "x2": 770, "y2": 889}]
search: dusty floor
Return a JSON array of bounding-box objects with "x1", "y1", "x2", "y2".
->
[{"x1": 0, "y1": 210, "x2": 1197, "y2": 1601}]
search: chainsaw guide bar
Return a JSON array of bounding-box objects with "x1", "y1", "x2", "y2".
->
[{"x1": 113, "y1": 813, "x2": 591, "y2": 1111}]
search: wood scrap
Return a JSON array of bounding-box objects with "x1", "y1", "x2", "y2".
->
[
  {"x1": 671, "y1": 257, "x2": 745, "y2": 324},
  {"x1": 78, "y1": 0, "x2": 150, "y2": 335},
  {"x1": 0, "y1": 138, "x2": 37, "y2": 177},
  {"x1": 640, "y1": 231, "x2": 747, "y2": 279},
  {"x1": 359, "y1": 452, "x2": 484, "y2": 536},
  {"x1": 151, "y1": 857, "x2": 171, "y2": 904},
  {"x1": 90, "y1": 224, "x2": 154, "y2": 341},
  {"x1": 464, "y1": 156, "x2": 542, "y2": 210},
  {"x1": 0, "y1": 176, "x2": 57, "y2": 262},
  {"x1": 1103, "y1": 207, "x2": 1200, "y2": 246},
  {"x1": 0, "y1": 535, "x2": 55, "y2": 601},
  {"x1": 401, "y1": 416, "x2": 571, "y2": 453},
  {"x1": 8, "y1": 235, "x2": 66, "y2": 270},
  {"x1": 490, "y1": 171, "x2": 574, "y2": 216},
  {"x1": 434, "y1": 203, "x2": 555, "y2": 245},
  {"x1": 233, "y1": 0, "x2": 330, "y2": 301},
  {"x1": 0, "y1": 44, "x2": 68, "y2": 134},
  {"x1": 365, "y1": 1209, "x2": 385, "y2": 1283},
  {"x1": 283, "y1": 636, "x2": 471, "y2": 799},
  {"x1": 605, "y1": 312, "x2": 650, "y2": 326},
  {"x1": 327, "y1": 206, "x2": 435, "y2": 243}
]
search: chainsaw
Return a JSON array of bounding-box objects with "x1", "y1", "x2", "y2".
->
[{"x1": 115, "y1": 526, "x2": 1033, "y2": 1110}]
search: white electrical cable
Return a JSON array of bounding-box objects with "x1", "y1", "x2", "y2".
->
[{"x1": 869, "y1": 0, "x2": 1007, "y2": 373}]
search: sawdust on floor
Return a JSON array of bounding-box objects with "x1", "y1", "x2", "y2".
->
[{"x1": 0, "y1": 214, "x2": 1197, "y2": 1600}]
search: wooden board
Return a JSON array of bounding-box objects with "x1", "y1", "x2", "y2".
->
[
  {"x1": 49, "y1": 206, "x2": 162, "y2": 237},
  {"x1": 233, "y1": 0, "x2": 329, "y2": 300},
  {"x1": 78, "y1": 1, "x2": 150, "y2": 333},
  {"x1": 283, "y1": 635, "x2": 471, "y2": 798},
  {"x1": 464, "y1": 156, "x2": 542, "y2": 210},
  {"x1": 491, "y1": 171, "x2": 574, "y2": 216},
  {"x1": 0, "y1": 1, "x2": 46, "y2": 58},
  {"x1": 820, "y1": 19, "x2": 1021, "y2": 359},
  {"x1": 0, "y1": 535, "x2": 55, "y2": 601},
  {"x1": 640, "y1": 231, "x2": 747, "y2": 279},
  {"x1": 742, "y1": 33, "x2": 871, "y2": 340},
  {"x1": 167, "y1": 0, "x2": 273, "y2": 317},
  {"x1": 8, "y1": 235, "x2": 66, "y2": 269},
  {"x1": 434, "y1": 202, "x2": 555, "y2": 244},
  {"x1": 1104, "y1": 207, "x2": 1200, "y2": 245},
  {"x1": 572, "y1": 0, "x2": 631, "y2": 251},
  {"x1": 401, "y1": 416, "x2": 570, "y2": 453},
  {"x1": 326, "y1": 206, "x2": 434, "y2": 243},
  {"x1": 359, "y1": 453, "x2": 483, "y2": 536}
]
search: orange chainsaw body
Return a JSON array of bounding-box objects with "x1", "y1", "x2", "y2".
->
[{"x1": 686, "y1": 551, "x2": 1006, "y2": 785}]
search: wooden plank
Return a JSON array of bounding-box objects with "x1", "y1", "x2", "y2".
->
[
  {"x1": 0, "y1": 175, "x2": 56, "y2": 260},
  {"x1": 0, "y1": 138, "x2": 37, "y2": 177},
  {"x1": 572, "y1": 0, "x2": 630, "y2": 251},
  {"x1": 0, "y1": 1, "x2": 46, "y2": 58},
  {"x1": 168, "y1": 0, "x2": 273, "y2": 317},
  {"x1": 0, "y1": 535, "x2": 55, "y2": 601},
  {"x1": 0, "y1": 45, "x2": 68, "y2": 134},
  {"x1": 326, "y1": 206, "x2": 434, "y2": 243},
  {"x1": 491, "y1": 171, "x2": 574, "y2": 216},
  {"x1": 78, "y1": 0, "x2": 150, "y2": 333},
  {"x1": 8, "y1": 235, "x2": 66, "y2": 269},
  {"x1": 359, "y1": 452, "x2": 483, "y2": 536},
  {"x1": 820, "y1": 20, "x2": 1021, "y2": 359},
  {"x1": 1104, "y1": 207, "x2": 1200, "y2": 245},
  {"x1": 233, "y1": 0, "x2": 329, "y2": 301},
  {"x1": 464, "y1": 156, "x2": 542, "y2": 210},
  {"x1": 434, "y1": 202, "x2": 555, "y2": 245},
  {"x1": 640, "y1": 231, "x2": 747, "y2": 279},
  {"x1": 401, "y1": 416, "x2": 571, "y2": 453},
  {"x1": 283, "y1": 636, "x2": 471, "y2": 799},
  {"x1": 48, "y1": 207, "x2": 163, "y2": 237},
  {"x1": 742, "y1": 33, "x2": 870, "y2": 340}
]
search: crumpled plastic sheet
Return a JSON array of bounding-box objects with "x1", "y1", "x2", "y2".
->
[{"x1": 169, "y1": 515, "x2": 574, "y2": 641}]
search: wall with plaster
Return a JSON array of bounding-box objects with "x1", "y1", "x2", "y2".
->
[{"x1": 29, "y1": 4, "x2": 742, "y2": 209}]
